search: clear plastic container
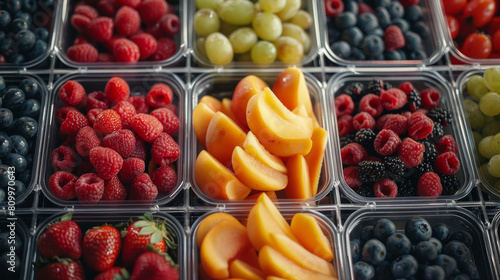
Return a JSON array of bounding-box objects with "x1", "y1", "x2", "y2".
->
[
  {"x1": 190, "y1": 209, "x2": 343, "y2": 280},
  {"x1": 320, "y1": 0, "x2": 446, "y2": 66},
  {"x1": 189, "y1": 1, "x2": 320, "y2": 68},
  {"x1": 327, "y1": 71, "x2": 475, "y2": 204},
  {"x1": 0, "y1": 214, "x2": 31, "y2": 280},
  {"x1": 491, "y1": 211, "x2": 500, "y2": 277},
  {"x1": 343, "y1": 207, "x2": 498, "y2": 279},
  {"x1": 39, "y1": 72, "x2": 186, "y2": 207},
  {"x1": 188, "y1": 71, "x2": 334, "y2": 205},
  {"x1": 54, "y1": 0, "x2": 186, "y2": 69}
]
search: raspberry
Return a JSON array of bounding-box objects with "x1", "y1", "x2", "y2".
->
[
  {"x1": 341, "y1": 143, "x2": 368, "y2": 165},
  {"x1": 67, "y1": 43, "x2": 99, "y2": 62},
  {"x1": 112, "y1": 101, "x2": 137, "y2": 129},
  {"x1": 151, "y1": 132, "x2": 180, "y2": 166},
  {"x1": 420, "y1": 88, "x2": 441, "y2": 108},
  {"x1": 119, "y1": 157, "x2": 145, "y2": 184},
  {"x1": 145, "y1": 23, "x2": 164, "y2": 39},
  {"x1": 383, "y1": 114, "x2": 408, "y2": 135},
  {"x1": 150, "y1": 108, "x2": 179, "y2": 135},
  {"x1": 129, "y1": 33, "x2": 158, "y2": 60},
  {"x1": 152, "y1": 37, "x2": 177, "y2": 61},
  {"x1": 408, "y1": 112, "x2": 434, "y2": 140},
  {"x1": 398, "y1": 81, "x2": 415, "y2": 95},
  {"x1": 75, "y1": 173, "x2": 105, "y2": 204},
  {"x1": 61, "y1": 110, "x2": 89, "y2": 135},
  {"x1": 164, "y1": 104, "x2": 178, "y2": 116},
  {"x1": 358, "y1": 2, "x2": 373, "y2": 14},
  {"x1": 334, "y1": 94, "x2": 355, "y2": 118},
  {"x1": 97, "y1": 0, "x2": 116, "y2": 17},
  {"x1": 59, "y1": 80, "x2": 86, "y2": 106},
  {"x1": 367, "y1": 79, "x2": 384, "y2": 95},
  {"x1": 146, "y1": 83, "x2": 174, "y2": 108},
  {"x1": 380, "y1": 88, "x2": 407, "y2": 111},
  {"x1": 96, "y1": 53, "x2": 115, "y2": 62},
  {"x1": 105, "y1": 77, "x2": 130, "y2": 103},
  {"x1": 129, "y1": 173, "x2": 158, "y2": 200},
  {"x1": 374, "y1": 129, "x2": 401, "y2": 156},
  {"x1": 74, "y1": 35, "x2": 90, "y2": 45},
  {"x1": 56, "y1": 106, "x2": 78, "y2": 124},
  {"x1": 359, "y1": 94, "x2": 383, "y2": 118},
  {"x1": 384, "y1": 25, "x2": 405, "y2": 51},
  {"x1": 401, "y1": 111, "x2": 412, "y2": 119},
  {"x1": 87, "y1": 17, "x2": 114, "y2": 42},
  {"x1": 353, "y1": 112, "x2": 376, "y2": 131},
  {"x1": 75, "y1": 126, "x2": 101, "y2": 158},
  {"x1": 398, "y1": 137, "x2": 425, "y2": 168},
  {"x1": 354, "y1": 128, "x2": 376, "y2": 149},
  {"x1": 139, "y1": 0, "x2": 168, "y2": 24},
  {"x1": 357, "y1": 161, "x2": 385, "y2": 183},
  {"x1": 435, "y1": 152, "x2": 460, "y2": 175},
  {"x1": 130, "y1": 135, "x2": 147, "y2": 160},
  {"x1": 102, "y1": 129, "x2": 136, "y2": 158},
  {"x1": 75, "y1": 4, "x2": 99, "y2": 19},
  {"x1": 102, "y1": 176, "x2": 127, "y2": 200},
  {"x1": 71, "y1": 14, "x2": 91, "y2": 32},
  {"x1": 343, "y1": 82, "x2": 365, "y2": 101},
  {"x1": 407, "y1": 89, "x2": 421, "y2": 112},
  {"x1": 374, "y1": 179, "x2": 398, "y2": 198},
  {"x1": 94, "y1": 109, "x2": 122, "y2": 135},
  {"x1": 86, "y1": 91, "x2": 110, "y2": 111},
  {"x1": 427, "y1": 108, "x2": 452, "y2": 126},
  {"x1": 49, "y1": 171, "x2": 78, "y2": 200},
  {"x1": 417, "y1": 172, "x2": 442, "y2": 197},
  {"x1": 132, "y1": 113, "x2": 163, "y2": 142},
  {"x1": 384, "y1": 156, "x2": 405, "y2": 180},
  {"x1": 159, "y1": 13, "x2": 180, "y2": 36},
  {"x1": 114, "y1": 6, "x2": 141, "y2": 36},
  {"x1": 436, "y1": 135, "x2": 458, "y2": 155},
  {"x1": 115, "y1": 0, "x2": 142, "y2": 8},
  {"x1": 343, "y1": 166, "x2": 362, "y2": 191},
  {"x1": 62, "y1": 134, "x2": 77, "y2": 147},
  {"x1": 399, "y1": 0, "x2": 420, "y2": 7},
  {"x1": 151, "y1": 164, "x2": 177, "y2": 194},
  {"x1": 89, "y1": 146, "x2": 124, "y2": 180},
  {"x1": 105, "y1": 35, "x2": 126, "y2": 52},
  {"x1": 376, "y1": 114, "x2": 394, "y2": 131},
  {"x1": 113, "y1": 38, "x2": 140, "y2": 62},
  {"x1": 128, "y1": 95, "x2": 150, "y2": 114},
  {"x1": 87, "y1": 108, "x2": 104, "y2": 126},
  {"x1": 337, "y1": 115, "x2": 354, "y2": 137}
]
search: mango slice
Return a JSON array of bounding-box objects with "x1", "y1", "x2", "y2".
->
[
  {"x1": 206, "y1": 112, "x2": 247, "y2": 166},
  {"x1": 290, "y1": 213, "x2": 334, "y2": 262},
  {"x1": 304, "y1": 127, "x2": 328, "y2": 196},
  {"x1": 285, "y1": 154, "x2": 311, "y2": 199},
  {"x1": 196, "y1": 213, "x2": 241, "y2": 246},
  {"x1": 243, "y1": 131, "x2": 287, "y2": 174},
  {"x1": 229, "y1": 259, "x2": 266, "y2": 280}
]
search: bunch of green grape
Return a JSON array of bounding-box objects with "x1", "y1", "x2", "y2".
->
[
  {"x1": 194, "y1": 0, "x2": 313, "y2": 65},
  {"x1": 464, "y1": 67, "x2": 500, "y2": 192}
]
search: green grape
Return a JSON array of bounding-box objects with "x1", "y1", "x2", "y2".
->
[
  {"x1": 236, "y1": 51, "x2": 252, "y2": 62},
  {"x1": 289, "y1": 10, "x2": 313, "y2": 30},
  {"x1": 494, "y1": 179, "x2": 500, "y2": 191},
  {"x1": 259, "y1": 0, "x2": 286, "y2": 13},
  {"x1": 483, "y1": 120, "x2": 500, "y2": 136},
  {"x1": 229, "y1": 27, "x2": 258, "y2": 54},
  {"x1": 219, "y1": 21, "x2": 241, "y2": 37},
  {"x1": 483, "y1": 67, "x2": 500, "y2": 92},
  {"x1": 196, "y1": 37, "x2": 207, "y2": 58},
  {"x1": 480, "y1": 163, "x2": 498, "y2": 185},
  {"x1": 274, "y1": 36, "x2": 303, "y2": 64},
  {"x1": 463, "y1": 98, "x2": 485, "y2": 130},
  {"x1": 218, "y1": 0, "x2": 256, "y2": 25},
  {"x1": 252, "y1": 12, "x2": 283, "y2": 41},
  {"x1": 281, "y1": 23, "x2": 310, "y2": 53},
  {"x1": 196, "y1": 0, "x2": 224, "y2": 9},
  {"x1": 488, "y1": 155, "x2": 500, "y2": 177},
  {"x1": 194, "y1": 9, "x2": 221, "y2": 37},
  {"x1": 205, "y1": 32, "x2": 234, "y2": 65},
  {"x1": 479, "y1": 136, "x2": 497, "y2": 158},
  {"x1": 276, "y1": 0, "x2": 300, "y2": 21},
  {"x1": 491, "y1": 132, "x2": 500, "y2": 154},
  {"x1": 466, "y1": 74, "x2": 489, "y2": 101},
  {"x1": 472, "y1": 131, "x2": 482, "y2": 148},
  {"x1": 479, "y1": 92, "x2": 500, "y2": 116},
  {"x1": 251, "y1": 40, "x2": 277, "y2": 64}
]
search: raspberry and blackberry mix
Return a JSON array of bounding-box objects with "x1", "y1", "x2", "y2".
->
[{"x1": 337, "y1": 79, "x2": 460, "y2": 198}]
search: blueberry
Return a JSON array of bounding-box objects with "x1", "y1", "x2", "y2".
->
[
  {"x1": 0, "y1": 10, "x2": 12, "y2": 28},
  {"x1": 17, "y1": 169, "x2": 30, "y2": 185},
  {"x1": 24, "y1": 153, "x2": 32, "y2": 166},
  {"x1": 0, "y1": 108, "x2": 14, "y2": 129},
  {"x1": 384, "y1": 50, "x2": 403, "y2": 60},
  {"x1": 35, "y1": 27, "x2": 49, "y2": 41},
  {"x1": 349, "y1": 47, "x2": 366, "y2": 60},
  {"x1": 345, "y1": 1, "x2": 358, "y2": 14},
  {"x1": 428, "y1": 237, "x2": 443, "y2": 254},
  {"x1": 361, "y1": 225, "x2": 375, "y2": 243},
  {"x1": 361, "y1": 35, "x2": 384, "y2": 56},
  {"x1": 353, "y1": 261, "x2": 375, "y2": 280},
  {"x1": 15, "y1": 29, "x2": 36, "y2": 52},
  {"x1": 373, "y1": 219, "x2": 396, "y2": 242},
  {"x1": 5, "y1": 0, "x2": 22, "y2": 14},
  {"x1": 9, "y1": 53, "x2": 25, "y2": 64},
  {"x1": 0, "y1": 188, "x2": 4, "y2": 202},
  {"x1": 9, "y1": 18, "x2": 27, "y2": 33},
  {"x1": 0, "y1": 164, "x2": 11, "y2": 187},
  {"x1": 433, "y1": 254, "x2": 457, "y2": 277},
  {"x1": 423, "y1": 265, "x2": 446, "y2": 280},
  {"x1": 405, "y1": 31, "x2": 422, "y2": 51},
  {"x1": 362, "y1": 239, "x2": 386, "y2": 265},
  {"x1": 4, "y1": 153, "x2": 27, "y2": 172},
  {"x1": 409, "y1": 50, "x2": 427, "y2": 60},
  {"x1": 448, "y1": 230, "x2": 473, "y2": 247},
  {"x1": 432, "y1": 223, "x2": 450, "y2": 243},
  {"x1": 0, "y1": 76, "x2": 5, "y2": 92},
  {"x1": 373, "y1": 0, "x2": 391, "y2": 7},
  {"x1": 374, "y1": 7, "x2": 391, "y2": 28},
  {"x1": 387, "y1": 2, "x2": 404, "y2": 19},
  {"x1": 19, "y1": 78, "x2": 39, "y2": 99},
  {"x1": 405, "y1": 217, "x2": 432, "y2": 243},
  {"x1": 14, "y1": 116, "x2": 37, "y2": 139},
  {"x1": 351, "y1": 238, "x2": 362, "y2": 262},
  {"x1": 391, "y1": 254, "x2": 418, "y2": 278},
  {"x1": 392, "y1": 18, "x2": 410, "y2": 32},
  {"x1": 386, "y1": 233, "x2": 411, "y2": 256},
  {"x1": 14, "y1": 11, "x2": 31, "y2": 25},
  {"x1": 0, "y1": 134, "x2": 10, "y2": 154},
  {"x1": 18, "y1": 98, "x2": 39, "y2": 118},
  {"x1": 412, "y1": 21, "x2": 430, "y2": 39},
  {"x1": 414, "y1": 241, "x2": 438, "y2": 262},
  {"x1": 331, "y1": 41, "x2": 351, "y2": 59},
  {"x1": 335, "y1": 12, "x2": 357, "y2": 30},
  {"x1": 328, "y1": 28, "x2": 341, "y2": 44},
  {"x1": 25, "y1": 39, "x2": 47, "y2": 61},
  {"x1": 449, "y1": 273, "x2": 471, "y2": 280},
  {"x1": 13, "y1": 179, "x2": 26, "y2": 196},
  {"x1": 22, "y1": 0, "x2": 38, "y2": 13},
  {"x1": 357, "y1": 13, "x2": 379, "y2": 33},
  {"x1": 342, "y1": 26, "x2": 364, "y2": 47},
  {"x1": 366, "y1": 27, "x2": 384, "y2": 37},
  {"x1": 0, "y1": 38, "x2": 15, "y2": 58},
  {"x1": 374, "y1": 260, "x2": 392, "y2": 280},
  {"x1": 443, "y1": 241, "x2": 471, "y2": 265},
  {"x1": 2, "y1": 87, "x2": 25, "y2": 110},
  {"x1": 9, "y1": 135, "x2": 28, "y2": 155},
  {"x1": 404, "y1": 5, "x2": 423, "y2": 22}
]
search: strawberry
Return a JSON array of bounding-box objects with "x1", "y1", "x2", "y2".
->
[
  {"x1": 38, "y1": 213, "x2": 82, "y2": 260},
  {"x1": 83, "y1": 225, "x2": 121, "y2": 272},
  {"x1": 94, "y1": 267, "x2": 130, "y2": 280},
  {"x1": 36, "y1": 258, "x2": 85, "y2": 280},
  {"x1": 130, "y1": 250, "x2": 179, "y2": 280}
]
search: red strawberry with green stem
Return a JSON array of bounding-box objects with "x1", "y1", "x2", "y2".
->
[
  {"x1": 38, "y1": 212, "x2": 82, "y2": 260},
  {"x1": 83, "y1": 225, "x2": 121, "y2": 272},
  {"x1": 94, "y1": 267, "x2": 130, "y2": 280},
  {"x1": 130, "y1": 247, "x2": 179, "y2": 280},
  {"x1": 36, "y1": 257, "x2": 85, "y2": 280}
]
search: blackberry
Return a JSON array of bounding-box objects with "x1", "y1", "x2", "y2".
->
[
  {"x1": 358, "y1": 161, "x2": 386, "y2": 183},
  {"x1": 422, "y1": 141, "x2": 436, "y2": 164},
  {"x1": 416, "y1": 162, "x2": 434, "y2": 176},
  {"x1": 426, "y1": 122, "x2": 444, "y2": 142},
  {"x1": 354, "y1": 128, "x2": 376, "y2": 149},
  {"x1": 367, "y1": 79, "x2": 385, "y2": 95},
  {"x1": 340, "y1": 133, "x2": 356, "y2": 147},
  {"x1": 428, "y1": 108, "x2": 452, "y2": 126},
  {"x1": 383, "y1": 81, "x2": 394, "y2": 90},
  {"x1": 440, "y1": 174, "x2": 460, "y2": 195},
  {"x1": 407, "y1": 89, "x2": 421, "y2": 112},
  {"x1": 385, "y1": 156, "x2": 405, "y2": 180},
  {"x1": 344, "y1": 82, "x2": 365, "y2": 101},
  {"x1": 397, "y1": 178, "x2": 418, "y2": 197},
  {"x1": 357, "y1": 183, "x2": 374, "y2": 197}
]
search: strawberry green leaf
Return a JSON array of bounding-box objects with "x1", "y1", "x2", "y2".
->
[
  {"x1": 139, "y1": 226, "x2": 156, "y2": 235},
  {"x1": 60, "y1": 212, "x2": 73, "y2": 222},
  {"x1": 151, "y1": 231, "x2": 163, "y2": 244}
]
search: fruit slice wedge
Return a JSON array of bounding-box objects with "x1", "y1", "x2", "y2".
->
[
  {"x1": 243, "y1": 131, "x2": 287, "y2": 173},
  {"x1": 285, "y1": 154, "x2": 311, "y2": 199},
  {"x1": 304, "y1": 126, "x2": 328, "y2": 196},
  {"x1": 290, "y1": 213, "x2": 334, "y2": 262},
  {"x1": 196, "y1": 213, "x2": 241, "y2": 246},
  {"x1": 206, "y1": 111, "x2": 247, "y2": 166}
]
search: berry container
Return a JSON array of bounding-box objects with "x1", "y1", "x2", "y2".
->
[
  {"x1": 190, "y1": 208, "x2": 343, "y2": 280},
  {"x1": 189, "y1": 1, "x2": 320, "y2": 68},
  {"x1": 189, "y1": 71, "x2": 334, "y2": 205},
  {"x1": 39, "y1": 72, "x2": 186, "y2": 207},
  {"x1": 320, "y1": 0, "x2": 446, "y2": 66},
  {"x1": 28, "y1": 211, "x2": 186, "y2": 280},
  {"x1": 0, "y1": 214, "x2": 31, "y2": 280},
  {"x1": 491, "y1": 210, "x2": 500, "y2": 277},
  {"x1": 342, "y1": 207, "x2": 498, "y2": 279},
  {"x1": 54, "y1": 0, "x2": 186, "y2": 69},
  {"x1": 0, "y1": 73, "x2": 48, "y2": 207},
  {"x1": 327, "y1": 70, "x2": 475, "y2": 204}
]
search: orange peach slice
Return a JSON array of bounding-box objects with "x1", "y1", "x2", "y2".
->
[
  {"x1": 237, "y1": 247, "x2": 260, "y2": 268},
  {"x1": 256, "y1": 193, "x2": 296, "y2": 241},
  {"x1": 284, "y1": 154, "x2": 311, "y2": 199},
  {"x1": 193, "y1": 102, "x2": 218, "y2": 148},
  {"x1": 196, "y1": 213, "x2": 241, "y2": 246},
  {"x1": 206, "y1": 111, "x2": 247, "y2": 166},
  {"x1": 200, "y1": 95, "x2": 223, "y2": 111},
  {"x1": 266, "y1": 277, "x2": 288, "y2": 280},
  {"x1": 229, "y1": 259, "x2": 266, "y2": 280},
  {"x1": 221, "y1": 98, "x2": 247, "y2": 131},
  {"x1": 246, "y1": 191, "x2": 277, "y2": 201},
  {"x1": 232, "y1": 146, "x2": 288, "y2": 191},
  {"x1": 231, "y1": 75, "x2": 269, "y2": 128},
  {"x1": 243, "y1": 131, "x2": 287, "y2": 173},
  {"x1": 304, "y1": 127, "x2": 328, "y2": 196},
  {"x1": 290, "y1": 213, "x2": 334, "y2": 262},
  {"x1": 292, "y1": 104, "x2": 309, "y2": 119},
  {"x1": 246, "y1": 202, "x2": 285, "y2": 251},
  {"x1": 194, "y1": 150, "x2": 251, "y2": 200}
]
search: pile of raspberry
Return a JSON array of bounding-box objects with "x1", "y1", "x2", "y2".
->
[
  {"x1": 67, "y1": 0, "x2": 179, "y2": 63},
  {"x1": 49, "y1": 77, "x2": 180, "y2": 204},
  {"x1": 335, "y1": 79, "x2": 460, "y2": 198}
]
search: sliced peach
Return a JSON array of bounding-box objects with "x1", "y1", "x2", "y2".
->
[
  {"x1": 206, "y1": 111, "x2": 247, "y2": 166},
  {"x1": 200, "y1": 95, "x2": 223, "y2": 111},
  {"x1": 246, "y1": 202, "x2": 285, "y2": 251},
  {"x1": 258, "y1": 246, "x2": 337, "y2": 280},
  {"x1": 232, "y1": 146, "x2": 288, "y2": 191},
  {"x1": 246, "y1": 87, "x2": 313, "y2": 157},
  {"x1": 193, "y1": 102, "x2": 218, "y2": 148},
  {"x1": 246, "y1": 191, "x2": 277, "y2": 201},
  {"x1": 229, "y1": 259, "x2": 266, "y2": 280},
  {"x1": 284, "y1": 154, "x2": 311, "y2": 199},
  {"x1": 200, "y1": 221, "x2": 252, "y2": 279},
  {"x1": 194, "y1": 150, "x2": 251, "y2": 200},
  {"x1": 231, "y1": 75, "x2": 269, "y2": 128},
  {"x1": 290, "y1": 213, "x2": 334, "y2": 262},
  {"x1": 221, "y1": 98, "x2": 247, "y2": 131},
  {"x1": 256, "y1": 193, "x2": 296, "y2": 240},
  {"x1": 237, "y1": 247, "x2": 260, "y2": 268},
  {"x1": 243, "y1": 131, "x2": 287, "y2": 173},
  {"x1": 292, "y1": 104, "x2": 309, "y2": 119},
  {"x1": 196, "y1": 213, "x2": 241, "y2": 246},
  {"x1": 304, "y1": 127, "x2": 328, "y2": 196},
  {"x1": 266, "y1": 277, "x2": 288, "y2": 280}
]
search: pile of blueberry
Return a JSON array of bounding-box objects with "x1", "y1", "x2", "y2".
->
[
  {"x1": 0, "y1": 75, "x2": 42, "y2": 203},
  {"x1": 0, "y1": 0, "x2": 55, "y2": 64},
  {"x1": 326, "y1": 0, "x2": 430, "y2": 61},
  {"x1": 0, "y1": 222, "x2": 24, "y2": 280},
  {"x1": 351, "y1": 217, "x2": 480, "y2": 279}
]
